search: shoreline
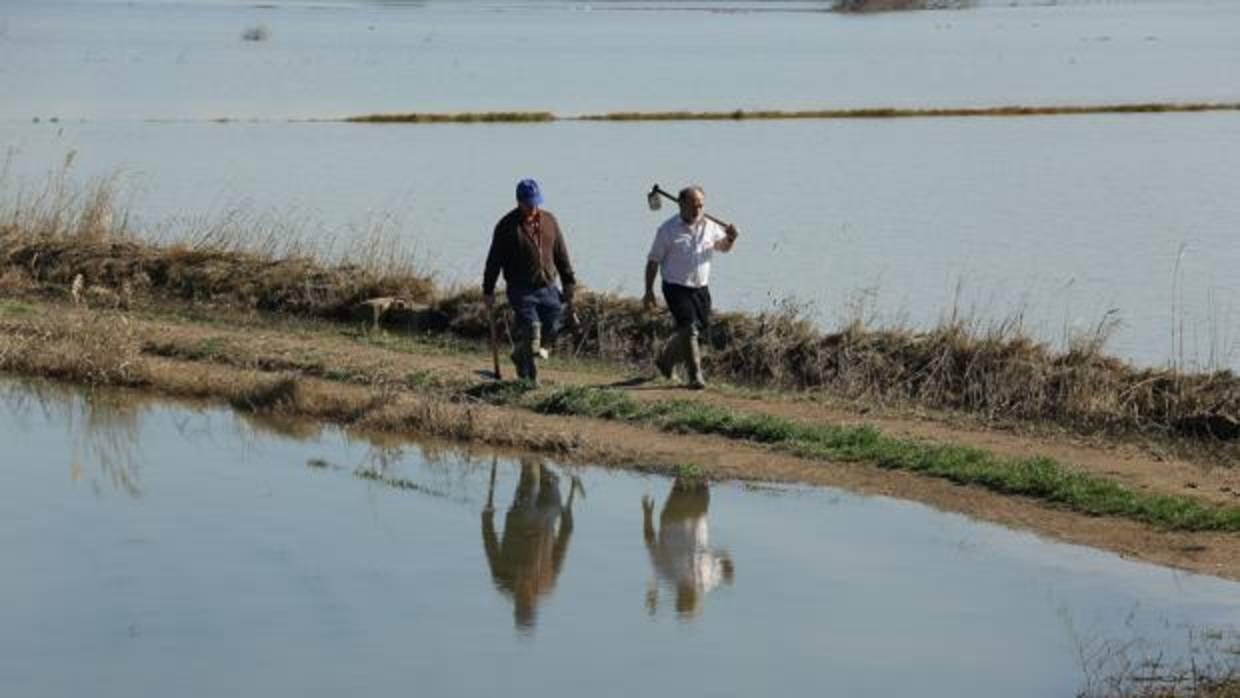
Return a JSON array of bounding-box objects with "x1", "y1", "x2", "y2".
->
[
  {"x1": 1, "y1": 203, "x2": 1238, "y2": 580},
  {"x1": 1, "y1": 291, "x2": 1239, "y2": 581}
]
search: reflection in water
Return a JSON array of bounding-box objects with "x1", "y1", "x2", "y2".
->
[
  {"x1": 643, "y1": 477, "x2": 734, "y2": 619},
  {"x1": 482, "y1": 457, "x2": 581, "y2": 631},
  {"x1": 1, "y1": 380, "x2": 147, "y2": 496},
  {"x1": 235, "y1": 410, "x2": 324, "y2": 441}
]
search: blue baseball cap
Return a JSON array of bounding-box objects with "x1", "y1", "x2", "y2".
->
[{"x1": 516, "y1": 178, "x2": 543, "y2": 206}]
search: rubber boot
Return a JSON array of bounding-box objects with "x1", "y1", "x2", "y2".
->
[
  {"x1": 686, "y1": 330, "x2": 706, "y2": 390},
  {"x1": 511, "y1": 321, "x2": 539, "y2": 382},
  {"x1": 524, "y1": 321, "x2": 541, "y2": 386},
  {"x1": 655, "y1": 330, "x2": 683, "y2": 380}
]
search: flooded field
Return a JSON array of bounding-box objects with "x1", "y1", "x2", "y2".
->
[
  {"x1": 4, "y1": 1, "x2": 1239, "y2": 369},
  {"x1": 4, "y1": 1, "x2": 1240, "y2": 695},
  {"x1": 1, "y1": 380, "x2": 1238, "y2": 696},
  {"x1": 5, "y1": 0, "x2": 1239, "y2": 118},
  {"x1": 8, "y1": 112, "x2": 1240, "y2": 370}
]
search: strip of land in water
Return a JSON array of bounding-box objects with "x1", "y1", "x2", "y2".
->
[{"x1": 339, "y1": 102, "x2": 1240, "y2": 124}]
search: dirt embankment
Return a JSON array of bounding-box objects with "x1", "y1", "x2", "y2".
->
[
  {"x1": 2, "y1": 220, "x2": 1239, "y2": 580},
  {"x1": 4, "y1": 227, "x2": 1238, "y2": 448},
  {"x1": 1, "y1": 291, "x2": 1239, "y2": 581}
]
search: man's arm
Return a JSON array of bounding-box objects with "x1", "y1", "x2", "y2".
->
[
  {"x1": 552, "y1": 229, "x2": 576, "y2": 302},
  {"x1": 482, "y1": 222, "x2": 505, "y2": 307},
  {"x1": 714, "y1": 224, "x2": 739, "y2": 253},
  {"x1": 642, "y1": 495, "x2": 657, "y2": 547},
  {"x1": 643, "y1": 259, "x2": 660, "y2": 309},
  {"x1": 644, "y1": 226, "x2": 669, "y2": 309}
]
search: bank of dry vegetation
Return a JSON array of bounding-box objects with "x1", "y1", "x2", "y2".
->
[
  {"x1": 833, "y1": 0, "x2": 975, "y2": 12},
  {"x1": 1, "y1": 174, "x2": 1237, "y2": 448},
  {"x1": 346, "y1": 103, "x2": 1240, "y2": 125}
]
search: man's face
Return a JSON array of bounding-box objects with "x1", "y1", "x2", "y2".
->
[
  {"x1": 518, "y1": 200, "x2": 539, "y2": 219},
  {"x1": 678, "y1": 190, "x2": 705, "y2": 224}
]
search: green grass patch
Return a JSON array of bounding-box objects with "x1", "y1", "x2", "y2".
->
[
  {"x1": 196, "y1": 337, "x2": 226, "y2": 355},
  {"x1": 464, "y1": 379, "x2": 537, "y2": 404},
  {"x1": 356, "y1": 327, "x2": 479, "y2": 357},
  {"x1": 675, "y1": 463, "x2": 708, "y2": 484},
  {"x1": 0, "y1": 301, "x2": 35, "y2": 316},
  {"x1": 404, "y1": 369, "x2": 442, "y2": 389},
  {"x1": 517, "y1": 386, "x2": 1240, "y2": 532}
]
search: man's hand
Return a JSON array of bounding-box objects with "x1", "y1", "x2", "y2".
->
[
  {"x1": 725, "y1": 224, "x2": 739, "y2": 242},
  {"x1": 642, "y1": 290, "x2": 657, "y2": 310},
  {"x1": 563, "y1": 304, "x2": 581, "y2": 332},
  {"x1": 483, "y1": 293, "x2": 495, "y2": 309}
]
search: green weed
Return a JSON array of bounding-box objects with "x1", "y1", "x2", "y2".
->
[
  {"x1": 0, "y1": 301, "x2": 35, "y2": 316},
  {"x1": 530, "y1": 386, "x2": 1240, "y2": 532}
]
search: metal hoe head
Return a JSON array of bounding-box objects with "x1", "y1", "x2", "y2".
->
[
  {"x1": 646, "y1": 182, "x2": 733, "y2": 230},
  {"x1": 647, "y1": 185, "x2": 664, "y2": 212}
]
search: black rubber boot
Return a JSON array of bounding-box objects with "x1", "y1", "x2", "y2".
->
[
  {"x1": 655, "y1": 331, "x2": 683, "y2": 380},
  {"x1": 511, "y1": 321, "x2": 540, "y2": 383}
]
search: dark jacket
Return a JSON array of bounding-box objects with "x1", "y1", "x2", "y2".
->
[{"x1": 482, "y1": 209, "x2": 577, "y2": 299}]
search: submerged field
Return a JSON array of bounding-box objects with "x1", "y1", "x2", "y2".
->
[{"x1": 7, "y1": 0, "x2": 1240, "y2": 695}]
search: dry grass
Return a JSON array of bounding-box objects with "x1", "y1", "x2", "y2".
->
[
  {"x1": 1078, "y1": 627, "x2": 1240, "y2": 698},
  {"x1": 578, "y1": 103, "x2": 1240, "y2": 122},
  {"x1": 345, "y1": 103, "x2": 1240, "y2": 125},
  {"x1": 346, "y1": 111, "x2": 555, "y2": 124},
  {"x1": 432, "y1": 289, "x2": 1240, "y2": 442},
  {"x1": 833, "y1": 0, "x2": 975, "y2": 12},
  {"x1": 2, "y1": 167, "x2": 1237, "y2": 444},
  {"x1": 0, "y1": 164, "x2": 434, "y2": 318},
  {"x1": 0, "y1": 312, "x2": 149, "y2": 387}
]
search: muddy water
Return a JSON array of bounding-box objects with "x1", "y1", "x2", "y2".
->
[{"x1": 1, "y1": 379, "x2": 1237, "y2": 697}]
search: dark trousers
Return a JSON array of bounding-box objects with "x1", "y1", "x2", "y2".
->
[
  {"x1": 661, "y1": 282, "x2": 711, "y2": 334},
  {"x1": 506, "y1": 284, "x2": 563, "y2": 339}
]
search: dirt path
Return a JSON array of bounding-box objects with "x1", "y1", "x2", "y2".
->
[
  {"x1": 176, "y1": 315, "x2": 1237, "y2": 510},
  {"x1": 4, "y1": 300, "x2": 1239, "y2": 580}
]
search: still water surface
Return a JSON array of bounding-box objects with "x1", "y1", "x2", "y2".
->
[
  {"x1": 5, "y1": 0, "x2": 1239, "y2": 118},
  {"x1": 1, "y1": 380, "x2": 1238, "y2": 697},
  {"x1": 2, "y1": 0, "x2": 1238, "y2": 369}
]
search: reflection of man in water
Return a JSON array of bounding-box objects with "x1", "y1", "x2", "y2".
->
[
  {"x1": 643, "y1": 478, "x2": 735, "y2": 618},
  {"x1": 482, "y1": 458, "x2": 580, "y2": 630}
]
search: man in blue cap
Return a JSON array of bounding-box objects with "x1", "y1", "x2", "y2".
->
[{"x1": 483, "y1": 178, "x2": 578, "y2": 385}]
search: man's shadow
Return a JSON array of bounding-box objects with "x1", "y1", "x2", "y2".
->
[{"x1": 482, "y1": 457, "x2": 582, "y2": 631}]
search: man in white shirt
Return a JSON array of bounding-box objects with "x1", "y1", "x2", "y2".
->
[{"x1": 643, "y1": 185, "x2": 739, "y2": 389}]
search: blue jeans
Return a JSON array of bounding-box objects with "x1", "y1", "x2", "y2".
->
[{"x1": 506, "y1": 284, "x2": 562, "y2": 340}]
